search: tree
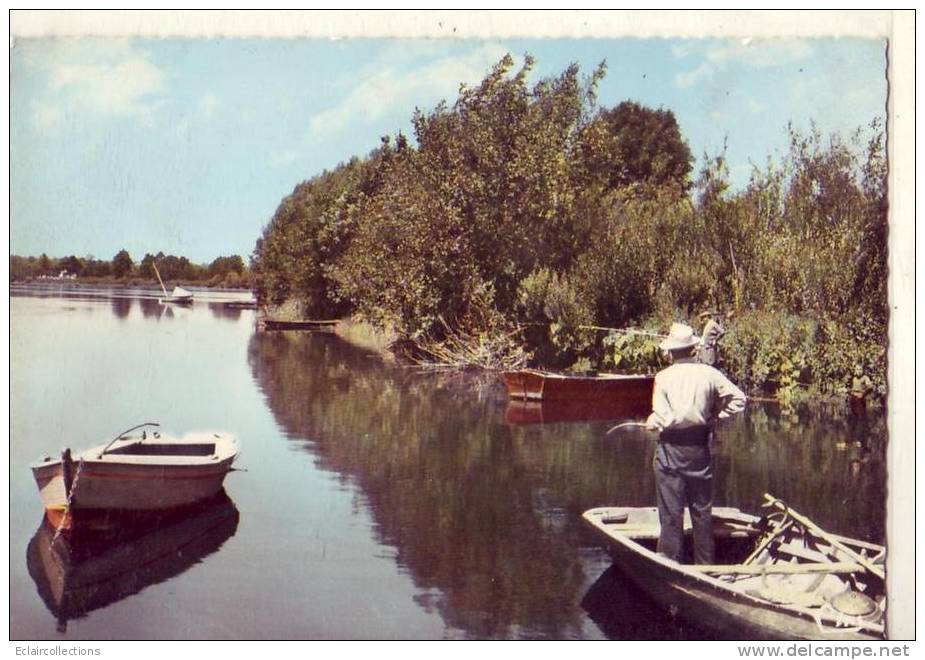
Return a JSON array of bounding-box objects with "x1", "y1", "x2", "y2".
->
[
  {"x1": 112, "y1": 249, "x2": 134, "y2": 278},
  {"x1": 60, "y1": 255, "x2": 84, "y2": 276},
  {"x1": 139, "y1": 253, "x2": 157, "y2": 279},
  {"x1": 575, "y1": 100, "x2": 693, "y2": 195}
]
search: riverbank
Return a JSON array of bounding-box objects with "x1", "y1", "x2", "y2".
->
[
  {"x1": 11, "y1": 277, "x2": 253, "y2": 291},
  {"x1": 262, "y1": 298, "x2": 883, "y2": 413}
]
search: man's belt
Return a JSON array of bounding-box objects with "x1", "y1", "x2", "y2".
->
[{"x1": 659, "y1": 425, "x2": 711, "y2": 445}]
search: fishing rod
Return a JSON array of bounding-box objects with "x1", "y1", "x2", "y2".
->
[
  {"x1": 578, "y1": 325, "x2": 668, "y2": 338},
  {"x1": 605, "y1": 421, "x2": 652, "y2": 435}
]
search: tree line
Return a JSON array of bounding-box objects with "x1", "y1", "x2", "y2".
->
[
  {"x1": 11, "y1": 250, "x2": 252, "y2": 288},
  {"x1": 251, "y1": 54, "x2": 887, "y2": 401}
]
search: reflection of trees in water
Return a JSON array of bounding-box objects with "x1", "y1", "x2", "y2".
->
[
  {"x1": 248, "y1": 332, "x2": 600, "y2": 638},
  {"x1": 247, "y1": 332, "x2": 888, "y2": 638},
  {"x1": 209, "y1": 304, "x2": 243, "y2": 321},
  {"x1": 715, "y1": 405, "x2": 887, "y2": 544},
  {"x1": 138, "y1": 298, "x2": 164, "y2": 319},
  {"x1": 111, "y1": 297, "x2": 132, "y2": 319}
]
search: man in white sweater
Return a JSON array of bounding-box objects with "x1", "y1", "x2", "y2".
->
[{"x1": 646, "y1": 323, "x2": 747, "y2": 564}]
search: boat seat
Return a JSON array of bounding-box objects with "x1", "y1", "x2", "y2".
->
[{"x1": 106, "y1": 442, "x2": 217, "y2": 456}]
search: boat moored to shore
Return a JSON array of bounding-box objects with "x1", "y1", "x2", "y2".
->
[{"x1": 501, "y1": 369, "x2": 654, "y2": 410}]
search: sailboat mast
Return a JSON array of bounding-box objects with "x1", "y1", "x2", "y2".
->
[{"x1": 152, "y1": 261, "x2": 169, "y2": 297}]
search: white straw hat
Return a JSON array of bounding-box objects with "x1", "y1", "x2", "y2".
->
[{"x1": 659, "y1": 322, "x2": 701, "y2": 351}]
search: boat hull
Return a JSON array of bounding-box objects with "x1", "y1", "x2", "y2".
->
[
  {"x1": 505, "y1": 397, "x2": 652, "y2": 424},
  {"x1": 260, "y1": 319, "x2": 338, "y2": 331},
  {"x1": 583, "y1": 507, "x2": 884, "y2": 641},
  {"x1": 31, "y1": 432, "x2": 238, "y2": 520},
  {"x1": 502, "y1": 369, "x2": 654, "y2": 406}
]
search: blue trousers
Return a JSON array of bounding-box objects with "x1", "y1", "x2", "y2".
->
[{"x1": 654, "y1": 428, "x2": 715, "y2": 564}]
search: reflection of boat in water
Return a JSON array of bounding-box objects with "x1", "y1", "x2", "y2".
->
[
  {"x1": 505, "y1": 397, "x2": 650, "y2": 425},
  {"x1": 582, "y1": 495, "x2": 885, "y2": 640},
  {"x1": 502, "y1": 369, "x2": 654, "y2": 404},
  {"x1": 582, "y1": 564, "x2": 706, "y2": 640},
  {"x1": 30, "y1": 422, "x2": 239, "y2": 528},
  {"x1": 27, "y1": 491, "x2": 239, "y2": 632}
]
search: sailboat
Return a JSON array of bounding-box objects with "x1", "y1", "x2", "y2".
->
[{"x1": 152, "y1": 261, "x2": 193, "y2": 305}]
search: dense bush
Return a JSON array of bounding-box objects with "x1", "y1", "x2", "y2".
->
[{"x1": 251, "y1": 55, "x2": 887, "y2": 399}]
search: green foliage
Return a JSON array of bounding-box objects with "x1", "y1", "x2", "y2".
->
[
  {"x1": 331, "y1": 153, "x2": 483, "y2": 339},
  {"x1": 251, "y1": 54, "x2": 887, "y2": 393},
  {"x1": 12, "y1": 250, "x2": 251, "y2": 287},
  {"x1": 722, "y1": 311, "x2": 817, "y2": 401},
  {"x1": 601, "y1": 331, "x2": 665, "y2": 373},
  {"x1": 112, "y1": 249, "x2": 133, "y2": 278}
]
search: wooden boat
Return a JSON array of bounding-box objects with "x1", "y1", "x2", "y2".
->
[
  {"x1": 502, "y1": 369, "x2": 654, "y2": 405},
  {"x1": 30, "y1": 422, "x2": 239, "y2": 529},
  {"x1": 582, "y1": 495, "x2": 885, "y2": 640},
  {"x1": 220, "y1": 299, "x2": 258, "y2": 310},
  {"x1": 27, "y1": 492, "x2": 239, "y2": 632},
  {"x1": 260, "y1": 318, "x2": 338, "y2": 331},
  {"x1": 505, "y1": 396, "x2": 650, "y2": 424}
]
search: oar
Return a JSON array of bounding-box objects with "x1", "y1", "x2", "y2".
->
[
  {"x1": 606, "y1": 421, "x2": 651, "y2": 435},
  {"x1": 763, "y1": 494, "x2": 885, "y2": 581}
]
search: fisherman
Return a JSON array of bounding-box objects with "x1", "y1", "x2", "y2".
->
[
  {"x1": 646, "y1": 322, "x2": 747, "y2": 564},
  {"x1": 849, "y1": 365, "x2": 874, "y2": 418},
  {"x1": 697, "y1": 310, "x2": 727, "y2": 367}
]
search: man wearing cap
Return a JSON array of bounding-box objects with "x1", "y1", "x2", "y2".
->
[
  {"x1": 646, "y1": 322, "x2": 746, "y2": 564},
  {"x1": 698, "y1": 310, "x2": 726, "y2": 367}
]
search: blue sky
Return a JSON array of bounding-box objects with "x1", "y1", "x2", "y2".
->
[{"x1": 10, "y1": 37, "x2": 886, "y2": 264}]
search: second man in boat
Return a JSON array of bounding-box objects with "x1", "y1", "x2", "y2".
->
[{"x1": 645, "y1": 323, "x2": 746, "y2": 565}]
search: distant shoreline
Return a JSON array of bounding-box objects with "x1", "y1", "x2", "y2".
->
[{"x1": 10, "y1": 277, "x2": 253, "y2": 292}]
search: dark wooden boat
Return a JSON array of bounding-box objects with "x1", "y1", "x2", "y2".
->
[
  {"x1": 220, "y1": 300, "x2": 258, "y2": 310},
  {"x1": 502, "y1": 369, "x2": 654, "y2": 405},
  {"x1": 505, "y1": 396, "x2": 650, "y2": 424},
  {"x1": 260, "y1": 318, "x2": 338, "y2": 331},
  {"x1": 582, "y1": 495, "x2": 885, "y2": 640}
]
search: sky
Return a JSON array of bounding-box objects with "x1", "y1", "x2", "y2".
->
[{"x1": 10, "y1": 36, "x2": 887, "y2": 264}]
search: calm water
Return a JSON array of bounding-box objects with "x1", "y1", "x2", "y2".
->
[{"x1": 9, "y1": 287, "x2": 887, "y2": 640}]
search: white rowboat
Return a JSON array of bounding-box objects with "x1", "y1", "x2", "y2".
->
[{"x1": 31, "y1": 423, "x2": 239, "y2": 526}]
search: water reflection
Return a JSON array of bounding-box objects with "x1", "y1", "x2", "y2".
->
[
  {"x1": 247, "y1": 331, "x2": 887, "y2": 639},
  {"x1": 582, "y1": 565, "x2": 709, "y2": 640},
  {"x1": 209, "y1": 303, "x2": 243, "y2": 321},
  {"x1": 26, "y1": 492, "x2": 239, "y2": 632},
  {"x1": 111, "y1": 297, "x2": 132, "y2": 320}
]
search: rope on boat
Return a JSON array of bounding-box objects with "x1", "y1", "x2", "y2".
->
[{"x1": 50, "y1": 457, "x2": 84, "y2": 549}]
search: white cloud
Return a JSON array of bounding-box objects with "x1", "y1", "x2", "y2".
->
[
  {"x1": 676, "y1": 62, "x2": 714, "y2": 89},
  {"x1": 307, "y1": 43, "x2": 510, "y2": 141},
  {"x1": 26, "y1": 39, "x2": 166, "y2": 128},
  {"x1": 674, "y1": 38, "x2": 812, "y2": 88}
]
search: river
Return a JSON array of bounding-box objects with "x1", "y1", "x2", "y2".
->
[{"x1": 9, "y1": 287, "x2": 887, "y2": 640}]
